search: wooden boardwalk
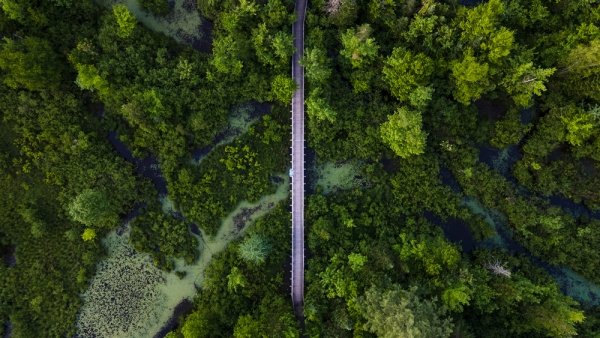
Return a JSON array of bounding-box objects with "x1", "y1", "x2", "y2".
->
[{"x1": 291, "y1": 0, "x2": 307, "y2": 318}]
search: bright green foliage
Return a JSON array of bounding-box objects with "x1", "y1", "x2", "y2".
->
[
  {"x1": 360, "y1": 285, "x2": 454, "y2": 338},
  {"x1": 380, "y1": 107, "x2": 427, "y2": 159},
  {"x1": 395, "y1": 231, "x2": 460, "y2": 276},
  {"x1": 501, "y1": 62, "x2": 555, "y2": 107},
  {"x1": 68, "y1": 189, "x2": 118, "y2": 228},
  {"x1": 383, "y1": 47, "x2": 434, "y2": 107},
  {"x1": 523, "y1": 297, "x2": 585, "y2": 337},
  {"x1": 347, "y1": 252, "x2": 367, "y2": 272},
  {"x1": 75, "y1": 64, "x2": 109, "y2": 95},
  {"x1": 307, "y1": 89, "x2": 336, "y2": 123},
  {"x1": 81, "y1": 228, "x2": 96, "y2": 242},
  {"x1": 253, "y1": 23, "x2": 293, "y2": 68},
  {"x1": 271, "y1": 74, "x2": 296, "y2": 103},
  {"x1": 302, "y1": 47, "x2": 331, "y2": 84},
  {"x1": 562, "y1": 113, "x2": 595, "y2": 147},
  {"x1": 227, "y1": 267, "x2": 247, "y2": 292},
  {"x1": 238, "y1": 234, "x2": 271, "y2": 264},
  {"x1": 233, "y1": 315, "x2": 262, "y2": 337},
  {"x1": 211, "y1": 35, "x2": 243, "y2": 75},
  {"x1": 340, "y1": 24, "x2": 379, "y2": 68},
  {"x1": 451, "y1": 53, "x2": 491, "y2": 105},
  {"x1": 558, "y1": 39, "x2": 600, "y2": 100},
  {"x1": 0, "y1": 37, "x2": 61, "y2": 90},
  {"x1": 441, "y1": 285, "x2": 471, "y2": 313},
  {"x1": 484, "y1": 27, "x2": 514, "y2": 63},
  {"x1": 458, "y1": 0, "x2": 505, "y2": 48},
  {"x1": 112, "y1": 4, "x2": 136, "y2": 38}
]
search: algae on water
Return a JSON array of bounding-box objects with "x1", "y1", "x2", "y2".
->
[
  {"x1": 315, "y1": 161, "x2": 364, "y2": 194},
  {"x1": 76, "y1": 175, "x2": 289, "y2": 337},
  {"x1": 95, "y1": 0, "x2": 206, "y2": 46}
]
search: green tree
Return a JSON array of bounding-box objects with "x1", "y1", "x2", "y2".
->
[
  {"x1": 211, "y1": 35, "x2": 243, "y2": 75},
  {"x1": 383, "y1": 47, "x2": 434, "y2": 107},
  {"x1": 81, "y1": 228, "x2": 96, "y2": 242},
  {"x1": 68, "y1": 189, "x2": 118, "y2": 228},
  {"x1": 271, "y1": 74, "x2": 296, "y2": 103},
  {"x1": 0, "y1": 37, "x2": 61, "y2": 90},
  {"x1": 227, "y1": 266, "x2": 247, "y2": 292},
  {"x1": 347, "y1": 252, "x2": 367, "y2": 272},
  {"x1": 74, "y1": 64, "x2": 109, "y2": 95},
  {"x1": 558, "y1": 39, "x2": 600, "y2": 100},
  {"x1": 238, "y1": 234, "x2": 271, "y2": 264},
  {"x1": 306, "y1": 89, "x2": 336, "y2": 123},
  {"x1": 501, "y1": 62, "x2": 555, "y2": 107},
  {"x1": 113, "y1": 4, "x2": 136, "y2": 38},
  {"x1": 451, "y1": 53, "x2": 491, "y2": 105},
  {"x1": 562, "y1": 112, "x2": 595, "y2": 147},
  {"x1": 360, "y1": 285, "x2": 453, "y2": 338},
  {"x1": 233, "y1": 315, "x2": 262, "y2": 337},
  {"x1": 340, "y1": 24, "x2": 379, "y2": 68},
  {"x1": 302, "y1": 47, "x2": 331, "y2": 84},
  {"x1": 380, "y1": 107, "x2": 427, "y2": 159}
]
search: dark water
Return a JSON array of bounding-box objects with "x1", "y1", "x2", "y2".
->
[
  {"x1": 439, "y1": 166, "x2": 461, "y2": 193},
  {"x1": 436, "y1": 168, "x2": 600, "y2": 306},
  {"x1": 192, "y1": 102, "x2": 271, "y2": 162},
  {"x1": 424, "y1": 212, "x2": 476, "y2": 253},
  {"x1": 153, "y1": 299, "x2": 194, "y2": 338},
  {"x1": 460, "y1": 0, "x2": 485, "y2": 6},
  {"x1": 2, "y1": 321, "x2": 11, "y2": 338},
  {"x1": 478, "y1": 145, "x2": 600, "y2": 218},
  {"x1": 1, "y1": 245, "x2": 15, "y2": 267},
  {"x1": 108, "y1": 131, "x2": 168, "y2": 195}
]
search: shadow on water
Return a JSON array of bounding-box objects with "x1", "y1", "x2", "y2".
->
[
  {"x1": 424, "y1": 212, "x2": 477, "y2": 253},
  {"x1": 3, "y1": 321, "x2": 11, "y2": 338},
  {"x1": 478, "y1": 145, "x2": 600, "y2": 218},
  {"x1": 1, "y1": 245, "x2": 15, "y2": 268},
  {"x1": 108, "y1": 131, "x2": 168, "y2": 195},
  {"x1": 437, "y1": 163, "x2": 600, "y2": 306},
  {"x1": 192, "y1": 102, "x2": 271, "y2": 163},
  {"x1": 153, "y1": 299, "x2": 194, "y2": 338},
  {"x1": 95, "y1": 0, "x2": 213, "y2": 53}
]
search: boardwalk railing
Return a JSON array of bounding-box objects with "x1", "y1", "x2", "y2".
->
[{"x1": 290, "y1": 0, "x2": 307, "y2": 318}]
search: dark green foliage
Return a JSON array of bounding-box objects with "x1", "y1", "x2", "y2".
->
[
  {"x1": 130, "y1": 209, "x2": 198, "y2": 270},
  {"x1": 176, "y1": 204, "x2": 299, "y2": 337},
  {"x1": 1, "y1": 0, "x2": 600, "y2": 336},
  {"x1": 139, "y1": 0, "x2": 170, "y2": 16}
]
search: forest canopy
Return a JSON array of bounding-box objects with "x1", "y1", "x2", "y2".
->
[{"x1": 1, "y1": 0, "x2": 599, "y2": 337}]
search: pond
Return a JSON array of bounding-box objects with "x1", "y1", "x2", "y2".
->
[
  {"x1": 95, "y1": 0, "x2": 212, "y2": 52},
  {"x1": 313, "y1": 161, "x2": 366, "y2": 194},
  {"x1": 76, "y1": 174, "x2": 290, "y2": 338}
]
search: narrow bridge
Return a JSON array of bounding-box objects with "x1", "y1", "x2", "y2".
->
[{"x1": 290, "y1": 0, "x2": 307, "y2": 318}]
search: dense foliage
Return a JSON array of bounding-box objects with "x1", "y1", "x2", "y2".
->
[{"x1": 1, "y1": 0, "x2": 599, "y2": 337}]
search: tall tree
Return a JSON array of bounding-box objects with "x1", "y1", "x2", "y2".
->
[
  {"x1": 360, "y1": 285, "x2": 453, "y2": 338},
  {"x1": 380, "y1": 107, "x2": 427, "y2": 159}
]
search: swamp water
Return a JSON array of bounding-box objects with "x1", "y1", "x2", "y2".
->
[
  {"x1": 313, "y1": 161, "x2": 365, "y2": 194},
  {"x1": 95, "y1": 0, "x2": 211, "y2": 51},
  {"x1": 76, "y1": 175, "x2": 289, "y2": 338},
  {"x1": 437, "y1": 145, "x2": 600, "y2": 306}
]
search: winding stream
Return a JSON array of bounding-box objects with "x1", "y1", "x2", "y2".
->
[{"x1": 76, "y1": 174, "x2": 289, "y2": 338}]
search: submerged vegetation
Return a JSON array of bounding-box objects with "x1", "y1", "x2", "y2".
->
[{"x1": 0, "y1": 0, "x2": 599, "y2": 337}]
